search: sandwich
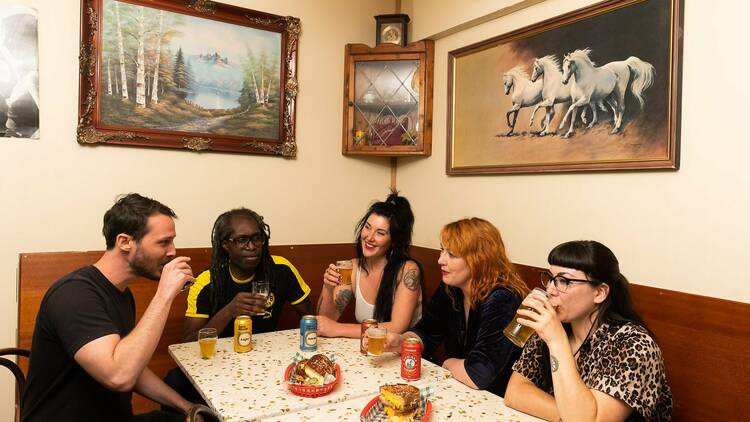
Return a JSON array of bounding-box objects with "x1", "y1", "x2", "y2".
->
[
  {"x1": 292, "y1": 354, "x2": 335, "y2": 386},
  {"x1": 379, "y1": 383, "x2": 421, "y2": 422}
]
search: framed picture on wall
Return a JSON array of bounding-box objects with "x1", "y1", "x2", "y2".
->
[
  {"x1": 446, "y1": 0, "x2": 683, "y2": 174},
  {"x1": 78, "y1": 0, "x2": 299, "y2": 156}
]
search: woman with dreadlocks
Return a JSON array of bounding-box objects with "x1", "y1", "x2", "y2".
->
[
  {"x1": 163, "y1": 208, "x2": 313, "y2": 407},
  {"x1": 316, "y1": 191, "x2": 423, "y2": 338},
  {"x1": 183, "y1": 208, "x2": 313, "y2": 340}
]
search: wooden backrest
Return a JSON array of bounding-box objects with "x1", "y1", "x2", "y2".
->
[{"x1": 18, "y1": 246, "x2": 750, "y2": 420}]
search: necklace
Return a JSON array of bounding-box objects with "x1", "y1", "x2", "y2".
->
[{"x1": 572, "y1": 321, "x2": 597, "y2": 359}]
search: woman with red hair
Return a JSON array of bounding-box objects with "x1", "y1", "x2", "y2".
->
[{"x1": 387, "y1": 218, "x2": 528, "y2": 396}]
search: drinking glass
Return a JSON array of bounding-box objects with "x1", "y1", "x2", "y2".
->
[
  {"x1": 198, "y1": 327, "x2": 218, "y2": 359},
  {"x1": 503, "y1": 287, "x2": 548, "y2": 347},
  {"x1": 336, "y1": 260, "x2": 353, "y2": 285},
  {"x1": 251, "y1": 280, "x2": 270, "y2": 315},
  {"x1": 365, "y1": 326, "x2": 387, "y2": 356}
]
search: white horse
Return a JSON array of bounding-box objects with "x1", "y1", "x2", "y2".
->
[
  {"x1": 529, "y1": 55, "x2": 604, "y2": 136},
  {"x1": 599, "y1": 55, "x2": 655, "y2": 132},
  {"x1": 559, "y1": 49, "x2": 620, "y2": 138},
  {"x1": 502, "y1": 66, "x2": 543, "y2": 136}
]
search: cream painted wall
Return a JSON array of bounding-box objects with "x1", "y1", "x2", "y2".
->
[
  {"x1": 0, "y1": 0, "x2": 395, "y2": 418},
  {"x1": 397, "y1": 0, "x2": 750, "y2": 303}
]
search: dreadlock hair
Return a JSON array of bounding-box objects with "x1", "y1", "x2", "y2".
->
[
  {"x1": 354, "y1": 191, "x2": 423, "y2": 323},
  {"x1": 208, "y1": 208, "x2": 273, "y2": 315}
]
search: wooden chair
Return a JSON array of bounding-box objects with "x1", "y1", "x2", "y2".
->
[
  {"x1": 0, "y1": 347, "x2": 30, "y2": 421},
  {"x1": 186, "y1": 404, "x2": 221, "y2": 422}
]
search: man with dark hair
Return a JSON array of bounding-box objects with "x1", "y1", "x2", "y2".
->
[
  {"x1": 22, "y1": 193, "x2": 196, "y2": 422},
  {"x1": 164, "y1": 208, "x2": 313, "y2": 404}
]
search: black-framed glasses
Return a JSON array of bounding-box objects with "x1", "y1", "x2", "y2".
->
[
  {"x1": 226, "y1": 234, "x2": 264, "y2": 248},
  {"x1": 539, "y1": 271, "x2": 592, "y2": 293}
]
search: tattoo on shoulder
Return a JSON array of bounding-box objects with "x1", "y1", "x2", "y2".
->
[
  {"x1": 334, "y1": 289, "x2": 354, "y2": 312},
  {"x1": 550, "y1": 355, "x2": 559, "y2": 372},
  {"x1": 402, "y1": 268, "x2": 419, "y2": 292}
]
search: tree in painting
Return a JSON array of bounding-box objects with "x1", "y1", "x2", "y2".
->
[{"x1": 99, "y1": 0, "x2": 281, "y2": 139}]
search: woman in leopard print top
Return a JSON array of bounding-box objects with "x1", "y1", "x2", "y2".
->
[{"x1": 504, "y1": 241, "x2": 672, "y2": 421}]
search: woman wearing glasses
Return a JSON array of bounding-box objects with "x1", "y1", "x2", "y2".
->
[
  {"x1": 385, "y1": 218, "x2": 529, "y2": 396},
  {"x1": 316, "y1": 192, "x2": 423, "y2": 338},
  {"x1": 504, "y1": 240, "x2": 672, "y2": 421}
]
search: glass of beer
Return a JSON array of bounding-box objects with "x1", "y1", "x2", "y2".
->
[
  {"x1": 251, "y1": 280, "x2": 270, "y2": 315},
  {"x1": 336, "y1": 260, "x2": 353, "y2": 285},
  {"x1": 198, "y1": 327, "x2": 218, "y2": 359},
  {"x1": 365, "y1": 326, "x2": 387, "y2": 356},
  {"x1": 503, "y1": 288, "x2": 548, "y2": 348}
]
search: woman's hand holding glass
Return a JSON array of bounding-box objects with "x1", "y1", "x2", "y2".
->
[
  {"x1": 322, "y1": 263, "x2": 343, "y2": 288},
  {"x1": 516, "y1": 292, "x2": 567, "y2": 347}
]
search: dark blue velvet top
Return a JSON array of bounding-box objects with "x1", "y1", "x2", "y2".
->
[{"x1": 411, "y1": 282, "x2": 522, "y2": 397}]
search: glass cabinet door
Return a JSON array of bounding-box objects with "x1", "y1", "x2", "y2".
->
[{"x1": 352, "y1": 60, "x2": 420, "y2": 147}]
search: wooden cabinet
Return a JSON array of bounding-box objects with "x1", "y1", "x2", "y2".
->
[{"x1": 342, "y1": 40, "x2": 434, "y2": 156}]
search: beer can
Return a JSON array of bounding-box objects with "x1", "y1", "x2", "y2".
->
[
  {"x1": 234, "y1": 315, "x2": 253, "y2": 353},
  {"x1": 401, "y1": 337, "x2": 422, "y2": 380},
  {"x1": 360, "y1": 319, "x2": 378, "y2": 355},
  {"x1": 300, "y1": 315, "x2": 318, "y2": 352}
]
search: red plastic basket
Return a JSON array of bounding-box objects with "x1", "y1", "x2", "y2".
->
[
  {"x1": 359, "y1": 395, "x2": 432, "y2": 422},
  {"x1": 284, "y1": 363, "x2": 341, "y2": 397}
]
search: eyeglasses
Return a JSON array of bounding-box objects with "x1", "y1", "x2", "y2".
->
[
  {"x1": 226, "y1": 234, "x2": 264, "y2": 248},
  {"x1": 539, "y1": 271, "x2": 592, "y2": 293}
]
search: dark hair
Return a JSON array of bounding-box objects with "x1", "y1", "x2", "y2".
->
[
  {"x1": 355, "y1": 191, "x2": 423, "y2": 322},
  {"x1": 539, "y1": 240, "x2": 648, "y2": 390},
  {"x1": 102, "y1": 193, "x2": 176, "y2": 249},
  {"x1": 208, "y1": 208, "x2": 272, "y2": 315}
]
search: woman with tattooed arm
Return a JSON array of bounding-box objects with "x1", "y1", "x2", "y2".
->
[{"x1": 316, "y1": 192, "x2": 423, "y2": 338}]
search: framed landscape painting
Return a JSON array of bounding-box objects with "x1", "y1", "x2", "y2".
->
[
  {"x1": 446, "y1": 0, "x2": 682, "y2": 174},
  {"x1": 78, "y1": 0, "x2": 299, "y2": 156}
]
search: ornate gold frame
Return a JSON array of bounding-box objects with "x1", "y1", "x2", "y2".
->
[{"x1": 78, "y1": 0, "x2": 299, "y2": 156}]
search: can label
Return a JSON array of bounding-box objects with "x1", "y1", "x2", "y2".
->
[
  {"x1": 300, "y1": 315, "x2": 318, "y2": 351},
  {"x1": 360, "y1": 319, "x2": 378, "y2": 355},
  {"x1": 401, "y1": 338, "x2": 422, "y2": 380}
]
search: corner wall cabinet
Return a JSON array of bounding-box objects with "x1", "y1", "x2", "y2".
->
[{"x1": 342, "y1": 40, "x2": 434, "y2": 156}]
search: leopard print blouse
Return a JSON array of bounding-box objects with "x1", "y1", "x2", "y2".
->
[{"x1": 512, "y1": 322, "x2": 672, "y2": 421}]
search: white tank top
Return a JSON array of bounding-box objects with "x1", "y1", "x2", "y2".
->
[{"x1": 354, "y1": 265, "x2": 422, "y2": 326}]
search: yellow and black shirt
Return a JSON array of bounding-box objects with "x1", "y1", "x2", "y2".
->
[{"x1": 186, "y1": 255, "x2": 310, "y2": 337}]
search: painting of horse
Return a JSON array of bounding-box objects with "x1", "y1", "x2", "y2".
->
[{"x1": 447, "y1": 0, "x2": 681, "y2": 174}]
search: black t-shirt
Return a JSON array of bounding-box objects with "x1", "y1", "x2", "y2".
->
[
  {"x1": 22, "y1": 266, "x2": 136, "y2": 422},
  {"x1": 186, "y1": 255, "x2": 310, "y2": 338}
]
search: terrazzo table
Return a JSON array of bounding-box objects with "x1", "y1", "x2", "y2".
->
[
  {"x1": 168, "y1": 328, "x2": 452, "y2": 421},
  {"x1": 260, "y1": 377, "x2": 543, "y2": 422}
]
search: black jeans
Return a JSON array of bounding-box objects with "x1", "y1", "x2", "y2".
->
[{"x1": 162, "y1": 367, "x2": 204, "y2": 412}]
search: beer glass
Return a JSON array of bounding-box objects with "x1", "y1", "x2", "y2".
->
[
  {"x1": 198, "y1": 327, "x2": 218, "y2": 359},
  {"x1": 336, "y1": 260, "x2": 353, "y2": 285},
  {"x1": 251, "y1": 280, "x2": 270, "y2": 316},
  {"x1": 503, "y1": 288, "x2": 548, "y2": 348},
  {"x1": 365, "y1": 326, "x2": 387, "y2": 356}
]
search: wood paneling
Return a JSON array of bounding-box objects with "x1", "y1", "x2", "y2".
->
[{"x1": 17, "y1": 246, "x2": 750, "y2": 420}]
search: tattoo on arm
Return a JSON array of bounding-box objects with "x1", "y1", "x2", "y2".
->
[
  {"x1": 550, "y1": 355, "x2": 559, "y2": 372},
  {"x1": 402, "y1": 268, "x2": 419, "y2": 292},
  {"x1": 334, "y1": 289, "x2": 354, "y2": 313}
]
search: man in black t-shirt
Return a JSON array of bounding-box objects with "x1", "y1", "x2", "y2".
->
[{"x1": 22, "y1": 194, "x2": 197, "y2": 422}]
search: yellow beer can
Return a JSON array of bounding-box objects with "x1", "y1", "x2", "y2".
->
[{"x1": 234, "y1": 315, "x2": 253, "y2": 353}]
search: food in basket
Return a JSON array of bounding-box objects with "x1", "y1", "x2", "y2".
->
[
  {"x1": 379, "y1": 383, "x2": 421, "y2": 421},
  {"x1": 292, "y1": 354, "x2": 335, "y2": 386}
]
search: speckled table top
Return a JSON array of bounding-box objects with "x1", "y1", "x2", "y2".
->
[
  {"x1": 260, "y1": 378, "x2": 544, "y2": 422},
  {"x1": 168, "y1": 329, "x2": 453, "y2": 422}
]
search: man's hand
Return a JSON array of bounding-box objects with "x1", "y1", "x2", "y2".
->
[
  {"x1": 159, "y1": 256, "x2": 194, "y2": 298},
  {"x1": 227, "y1": 292, "x2": 267, "y2": 317}
]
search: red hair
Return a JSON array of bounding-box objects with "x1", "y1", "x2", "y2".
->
[{"x1": 440, "y1": 218, "x2": 528, "y2": 308}]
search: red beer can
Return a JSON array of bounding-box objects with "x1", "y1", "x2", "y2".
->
[
  {"x1": 360, "y1": 319, "x2": 378, "y2": 355},
  {"x1": 401, "y1": 337, "x2": 422, "y2": 380}
]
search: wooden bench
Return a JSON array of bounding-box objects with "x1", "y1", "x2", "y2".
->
[{"x1": 17, "y1": 246, "x2": 750, "y2": 420}]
